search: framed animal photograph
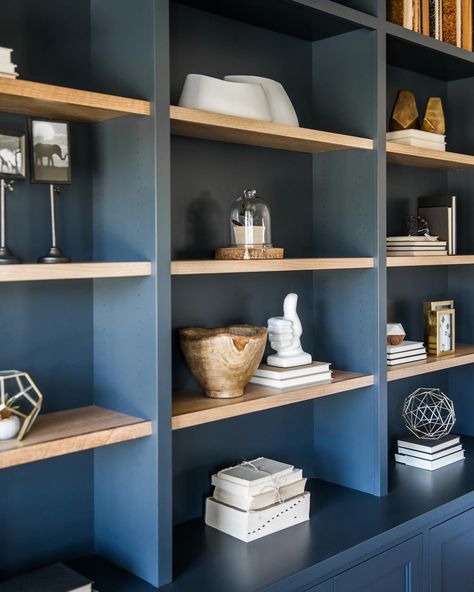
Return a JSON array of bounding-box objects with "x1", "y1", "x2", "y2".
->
[
  {"x1": 0, "y1": 129, "x2": 26, "y2": 180},
  {"x1": 29, "y1": 119, "x2": 71, "y2": 184}
]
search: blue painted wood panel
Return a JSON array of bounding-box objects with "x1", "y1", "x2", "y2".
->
[
  {"x1": 334, "y1": 536, "x2": 422, "y2": 592},
  {"x1": 430, "y1": 508, "x2": 474, "y2": 592},
  {"x1": 307, "y1": 580, "x2": 334, "y2": 592}
]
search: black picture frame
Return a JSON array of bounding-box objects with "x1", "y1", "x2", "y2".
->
[
  {"x1": 0, "y1": 129, "x2": 26, "y2": 180},
  {"x1": 29, "y1": 118, "x2": 72, "y2": 184}
]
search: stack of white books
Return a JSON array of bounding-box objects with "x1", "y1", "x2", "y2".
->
[
  {"x1": 205, "y1": 457, "x2": 310, "y2": 542},
  {"x1": 387, "y1": 341, "x2": 427, "y2": 365},
  {"x1": 387, "y1": 129, "x2": 446, "y2": 152},
  {"x1": 249, "y1": 361, "x2": 332, "y2": 389},
  {"x1": 387, "y1": 236, "x2": 447, "y2": 257},
  {"x1": 395, "y1": 434, "x2": 464, "y2": 471},
  {"x1": 0, "y1": 47, "x2": 19, "y2": 79}
]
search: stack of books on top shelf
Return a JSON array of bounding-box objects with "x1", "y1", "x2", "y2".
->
[
  {"x1": 387, "y1": 129, "x2": 446, "y2": 151},
  {"x1": 0, "y1": 47, "x2": 19, "y2": 79},
  {"x1": 205, "y1": 457, "x2": 310, "y2": 542},
  {"x1": 395, "y1": 434, "x2": 465, "y2": 470},
  {"x1": 249, "y1": 361, "x2": 332, "y2": 389},
  {"x1": 387, "y1": 0, "x2": 472, "y2": 51},
  {"x1": 387, "y1": 236, "x2": 448, "y2": 257},
  {"x1": 387, "y1": 340, "x2": 427, "y2": 365}
]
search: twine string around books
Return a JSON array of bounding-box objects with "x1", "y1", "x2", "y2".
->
[{"x1": 240, "y1": 459, "x2": 284, "y2": 503}]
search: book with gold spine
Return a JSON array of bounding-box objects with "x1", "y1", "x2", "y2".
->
[
  {"x1": 443, "y1": 0, "x2": 458, "y2": 45},
  {"x1": 422, "y1": 0, "x2": 431, "y2": 33},
  {"x1": 462, "y1": 0, "x2": 473, "y2": 50},
  {"x1": 387, "y1": 0, "x2": 404, "y2": 25}
]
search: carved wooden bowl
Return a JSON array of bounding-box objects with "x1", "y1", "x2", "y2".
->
[{"x1": 179, "y1": 325, "x2": 267, "y2": 399}]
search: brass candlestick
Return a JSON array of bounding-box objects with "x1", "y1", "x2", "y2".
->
[
  {"x1": 38, "y1": 184, "x2": 70, "y2": 263},
  {"x1": 0, "y1": 179, "x2": 21, "y2": 264}
]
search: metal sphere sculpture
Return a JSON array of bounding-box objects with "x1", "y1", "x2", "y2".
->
[{"x1": 403, "y1": 388, "x2": 455, "y2": 440}]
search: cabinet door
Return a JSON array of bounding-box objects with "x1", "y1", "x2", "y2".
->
[
  {"x1": 334, "y1": 536, "x2": 422, "y2": 592},
  {"x1": 430, "y1": 507, "x2": 474, "y2": 592}
]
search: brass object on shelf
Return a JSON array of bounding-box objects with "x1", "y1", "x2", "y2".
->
[
  {"x1": 179, "y1": 325, "x2": 267, "y2": 399},
  {"x1": 389, "y1": 90, "x2": 420, "y2": 131},
  {"x1": 422, "y1": 97, "x2": 445, "y2": 135},
  {"x1": 215, "y1": 246, "x2": 284, "y2": 260},
  {"x1": 424, "y1": 300, "x2": 455, "y2": 356}
]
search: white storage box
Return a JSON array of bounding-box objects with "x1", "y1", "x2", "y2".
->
[{"x1": 205, "y1": 492, "x2": 310, "y2": 542}]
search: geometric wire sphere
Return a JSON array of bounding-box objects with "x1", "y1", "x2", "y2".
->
[
  {"x1": 0, "y1": 370, "x2": 43, "y2": 440},
  {"x1": 403, "y1": 387, "x2": 455, "y2": 440}
]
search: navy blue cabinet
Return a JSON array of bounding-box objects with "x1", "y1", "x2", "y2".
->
[
  {"x1": 430, "y1": 508, "x2": 474, "y2": 592},
  {"x1": 333, "y1": 536, "x2": 423, "y2": 592},
  {"x1": 308, "y1": 581, "x2": 333, "y2": 592}
]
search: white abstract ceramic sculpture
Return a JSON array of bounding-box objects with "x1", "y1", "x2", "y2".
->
[
  {"x1": 267, "y1": 293, "x2": 312, "y2": 368},
  {"x1": 225, "y1": 75, "x2": 299, "y2": 126},
  {"x1": 178, "y1": 74, "x2": 272, "y2": 121}
]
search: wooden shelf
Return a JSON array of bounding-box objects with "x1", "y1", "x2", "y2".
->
[
  {"x1": 387, "y1": 142, "x2": 474, "y2": 169},
  {"x1": 388, "y1": 344, "x2": 474, "y2": 382},
  {"x1": 171, "y1": 106, "x2": 374, "y2": 153},
  {"x1": 0, "y1": 261, "x2": 152, "y2": 282},
  {"x1": 0, "y1": 78, "x2": 151, "y2": 122},
  {"x1": 387, "y1": 255, "x2": 474, "y2": 267},
  {"x1": 172, "y1": 370, "x2": 374, "y2": 430},
  {"x1": 171, "y1": 258, "x2": 375, "y2": 275},
  {"x1": 0, "y1": 406, "x2": 152, "y2": 469}
]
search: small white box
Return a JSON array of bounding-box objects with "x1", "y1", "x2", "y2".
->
[
  {"x1": 387, "y1": 129, "x2": 446, "y2": 152},
  {"x1": 205, "y1": 492, "x2": 310, "y2": 542}
]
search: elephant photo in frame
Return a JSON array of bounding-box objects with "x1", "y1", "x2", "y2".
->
[{"x1": 29, "y1": 119, "x2": 71, "y2": 184}]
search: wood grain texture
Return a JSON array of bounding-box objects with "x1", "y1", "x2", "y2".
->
[
  {"x1": 0, "y1": 406, "x2": 152, "y2": 469},
  {"x1": 172, "y1": 370, "x2": 374, "y2": 430},
  {"x1": 388, "y1": 344, "x2": 474, "y2": 381},
  {"x1": 387, "y1": 255, "x2": 474, "y2": 267},
  {"x1": 387, "y1": 142, "x2": 474, "y2": 169},
  {"x1": 171, "y1": 106, "x2": 374, "y2": 153},
  {"x1": 0, "y1": 262, "x2": 152, "y2": 282},
  {"x1": 0, "y1": 78, "x2": 151, "y2": 122},
  {"x1": 171, "y1": 258, "x2": 375, "y2": 275}
]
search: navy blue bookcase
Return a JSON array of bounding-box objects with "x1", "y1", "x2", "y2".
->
[{"x1": 2, "y1": 1, "x2": 474, "y2": 590}]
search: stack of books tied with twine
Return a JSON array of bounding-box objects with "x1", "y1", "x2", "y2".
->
[
  {"x1": 0, "y1": 47, "x2": 19, "y2": 79},
  {"x1": 387, "y1": 0, "x2": 473, "y2": 50},
  {"x1": 205, "y1": 457, "x2": 310, "y2": 542},
  {"x1": 395, "y1": 434, "x2": 464, "y2": 470},
  {"x1": 387, "y1": 235, "x2": 448, "y2": 256}
]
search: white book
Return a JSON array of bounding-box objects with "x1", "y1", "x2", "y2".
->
[
  {"x1": 205, "y1": 492, "x2": 310, "y2": 542},
  {"x1": 217, "y1": 457, "x2": 294, "y2": 487},
  {"x1": 249, "y1": 371, "x2": 332, "y2": 389},
  {"x1": 398, "y1": 443, "x2": 462, "y2": 461},
  {"x1": 0, "y1": 72, "x2": 19, "y2": 80},
  {"x1": 386, "y1": 241, "x2": 447, "y2": 247},
  {"x1": 395, "y1": 449, "x2": 465, "y2": 471},
  {"x1": 397, "y1": 434, "x2": 460, "y2": 453},
  {"x1": 386, "y1": 138, "x2": 446, "y2": 151},
  {"x1": 403, "y1": 0, "x2": 413, "y2": 29},
  {"x1": 213, "y1": 478, "x2": 307, "y2": 511},
  {"x1": 0, "y1": 47, "x2": 13, "y2": 59},
  {"x1": 0, "y1": 63, "x2": 17, "y2": 74},
  {"x1": 387, "y1": 130, "x2": 445, "y2": 142},
  {"x1": 212, "y1": 468, "x2": 303, "y2": 497},
  {"x1": 386, "y1": 235, "x2": 438, "y2": 242},
  {"x1": 254, "y1": 361, "x2": 330, "y2": 380},
  {"x1": 387, "y1": 341, "x2": 424, "y2": 354},
  {"x1": 387, "y1": 246, "x2": 446, "y2": 251},
  {"x1": 387, "y1": 250, "x2": 447, "y2": 256},
  {"x1": 387, "y1": 347, "x2": 426, "y2": 360},
  {"x1": 387, "y1": 353, "x2": 427, "y2": 365}
]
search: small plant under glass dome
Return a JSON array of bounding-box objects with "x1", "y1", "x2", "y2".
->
[{"x1": 215, "y1": 189, "x2": 283, "y2": 260}]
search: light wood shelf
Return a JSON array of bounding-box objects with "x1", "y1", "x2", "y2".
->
[
  {"x1": 0, "y1": 78, "x2": 151, "y2": 122},
  {"x1": 0, "y1": 406, "x2": 152, "y2": 469},
  {"x1": 171, "y1": 106, "x2": 374, "y2": 153},
  {"x1": 0, "y1": 262, "x2": 152, "y2": 282},
  {"x1": 387, "y1": 255, "x2": 474, "y2": 267},
  {"x1": 172, "y1": 370, "x2": 374, "y2": 430},
  {"x1": 171, "y1": 258, "x2": 375, "y2": 275},
  {"x1": 388, "y1": 344, "x2": 474, "y2": 382},
  {"x1": 387, "y1": 142, "x2": 474, "y2": 169}
]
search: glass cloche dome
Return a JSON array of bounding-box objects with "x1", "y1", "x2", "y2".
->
[{"x1": 229, "y1": 189, "x2": 272, "y2": 248}]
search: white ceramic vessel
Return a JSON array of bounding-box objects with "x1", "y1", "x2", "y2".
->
[
  {"x1": 224, "y1": 75, "x2": 299, "y2": 126},
  {"x1": 178, "y1": 74, "x2": 272, "y2": 121},
  {"x1": 0, "y1": 415, "x2": 20, "y2": 440}
]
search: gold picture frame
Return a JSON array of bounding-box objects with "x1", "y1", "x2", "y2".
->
[{"x1": 424, "y1": 300, "x2": 455, "y2": 357}]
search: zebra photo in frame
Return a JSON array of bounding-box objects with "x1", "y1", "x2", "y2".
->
[
  {"x1": 0, "y1": 130, "x2": 26, "y2": 180},
  {"x1": 29, "y1": 119, "x2": 71, "y2": 184}
]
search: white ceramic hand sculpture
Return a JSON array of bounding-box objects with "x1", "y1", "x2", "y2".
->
[{"x1": 267, "y1": 293, "x2": 312, "y2": 368}]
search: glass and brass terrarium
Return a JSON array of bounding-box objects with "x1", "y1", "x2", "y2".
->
[{"x1": 215, "y1": 189, "x2": 283, "y2": 260}]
